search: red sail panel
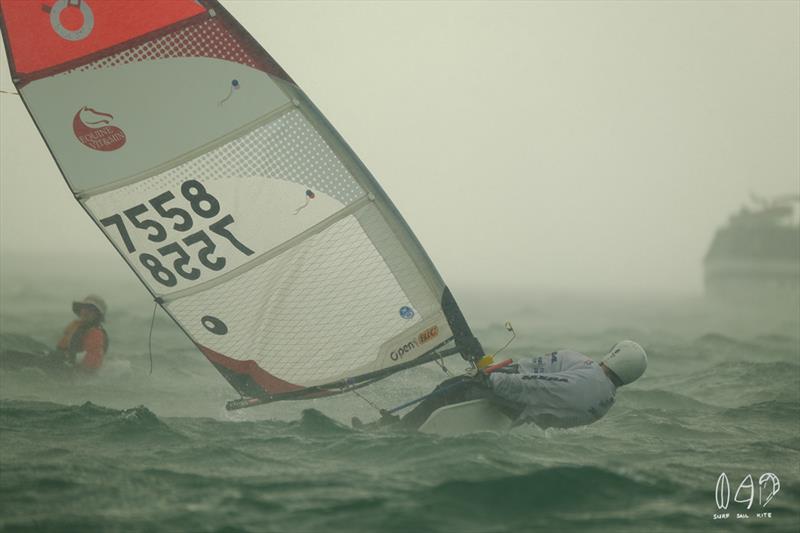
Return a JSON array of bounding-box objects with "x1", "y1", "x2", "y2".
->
[
  {"x1": 199, "y1": 345, "x2": 306, "y2": 397},
  {"x1": 0, "y1": 0, "x2": 205, "y2": 77}
]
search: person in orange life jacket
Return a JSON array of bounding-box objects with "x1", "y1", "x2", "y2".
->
[{"x1": 54, "y1": 295, "x2": 109, "y2": 373}]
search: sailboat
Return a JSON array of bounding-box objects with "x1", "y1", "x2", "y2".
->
[{"x1": 0, "y1": 0, "x2": 508, "y2": 432}]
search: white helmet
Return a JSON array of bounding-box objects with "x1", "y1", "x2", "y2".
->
[{"x1": 601, "y1": 340, "x2": 647, "y2": 385}]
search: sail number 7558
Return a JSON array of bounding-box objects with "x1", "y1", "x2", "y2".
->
[{"x1": 99, "y1": 180, "x2": 254, "y2": 287}]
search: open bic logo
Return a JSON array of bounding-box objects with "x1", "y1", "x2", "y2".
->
[{"x1": 715, "y1": 473, "x2": 780, "y2": 511}]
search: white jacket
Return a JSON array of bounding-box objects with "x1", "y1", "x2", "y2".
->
[{"x1": 489, "y1": 350, "x2": 617, "y2": 428}]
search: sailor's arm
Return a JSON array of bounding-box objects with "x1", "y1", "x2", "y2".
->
[
  {"x1": 488, "y1": 370, "x2": 579, "y2": 406},
  {"x1": 56, "y1": 320, "x2": 80, "y2": 351}
]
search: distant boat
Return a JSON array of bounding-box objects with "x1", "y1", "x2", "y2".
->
[{"x1": 703, "y1": 194, "x2": 800, "y2": 305}]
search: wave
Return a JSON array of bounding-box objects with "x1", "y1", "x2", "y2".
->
[
  {"x1": 696, "y1": 332, "x2": 757, "y2": 347},
  {"x1": 0, "y1": 399, "x2": 185, "y2": 443},
  {"x1": 0, "y1": 333, "x2": 51, "y2": 355},
  {"x1": 720, "y1": 400, "x2": 800, "y2": 422},
  {"x1": 694, "y1": 332, "x2": 799, "y2": 358},
  {"x1": 665, "y1": 360, "x2": 799, "y2": 391},
  {"x1": 289, "y1": 408, "x2": 354, "y2": 436},
  {"x1": 754, "y1": 333, "x2": 800, "y2": 347},
  {"x1": 621, "y1": 389, "x2": 718, "y2": 412},
  {"x1": 427, "y1": 465, "x2": 678, "y2": 511}
]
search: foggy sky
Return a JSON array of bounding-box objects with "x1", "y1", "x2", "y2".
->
[{"x1": 1, "y1": 0, "x2": 798, "y2": 294}]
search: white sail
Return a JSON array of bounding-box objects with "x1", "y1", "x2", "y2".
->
[{"x1": 0, "y1": 0, "x2": 483, "y2": 405}]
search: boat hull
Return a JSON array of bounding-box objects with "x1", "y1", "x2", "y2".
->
[{"x1": 418, "y1": 399, "x2": 513, "y2": 436}]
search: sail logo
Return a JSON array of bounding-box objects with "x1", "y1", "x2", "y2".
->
[
  {"x1": 73, "y1": 106, "x2": 126, "y2": 152},
  {"x1": 399, "y1": 306, "x2": 415, "y2": 320},
  {"x1": 417, "y1": 326, "x2": 439, "y2": 345},
  {"x1": 390, "y1": 326, "x2": 440, "y2": 361},
  {"x1": 390, "y1": 341, "x2": 416, "y2": 361}
]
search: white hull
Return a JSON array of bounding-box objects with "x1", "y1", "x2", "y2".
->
[{"x1": 417, "y1": 399, "x2": 513, "y2": 436}]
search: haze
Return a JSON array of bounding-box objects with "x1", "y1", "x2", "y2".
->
[{"x1": 1, "y1": 0, "x2": 798, "y2": 295}]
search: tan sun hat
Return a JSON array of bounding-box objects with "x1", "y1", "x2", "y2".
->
[{"x1": 72, "y1": 295, "x2": 107, "y2": 321}]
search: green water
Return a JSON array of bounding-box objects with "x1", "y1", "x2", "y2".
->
[{"x1": 1, "y1": 260, "x2": 798, "y2": 532}]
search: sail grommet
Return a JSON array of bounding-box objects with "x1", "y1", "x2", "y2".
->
[{"x1": 50, "y1": 0, "x2": 94, "y2": 42}]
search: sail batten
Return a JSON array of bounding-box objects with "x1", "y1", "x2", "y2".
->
[
  {"x1": 163, "y1": 195, "x2": 372, "y2": 303},
  {"x1": 0, "y1": 0, "x2": 483, "y2": 403}
]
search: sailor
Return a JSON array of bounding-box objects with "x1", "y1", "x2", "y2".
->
[
  {"x1": 53, "y1": 295, "x2": 109, "y2": 373},
  {"x1": 394, "y1": 340, "x2": 647, "y2": 430}
]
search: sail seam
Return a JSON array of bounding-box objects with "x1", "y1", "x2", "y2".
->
[
  {"x1": 286, "y1": 88, "x2": 445, "y2": 299},
  {"x1": 161, "y1": 195, "x2": 372, "y2": 302},
  {"x1": 77, "y1": 101, "x2": 296, "y2": 200}
]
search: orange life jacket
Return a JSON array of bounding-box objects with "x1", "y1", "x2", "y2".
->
[{"x1": 57, "y1": 320, "x2": 109, "y2": 371}]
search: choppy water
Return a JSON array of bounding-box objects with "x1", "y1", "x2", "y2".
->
[{"x1": 1, "y1": 258, "x2": 798, "y2": 532}]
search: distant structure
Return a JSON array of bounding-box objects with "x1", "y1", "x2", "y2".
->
[{"x1": 704, "y1": 194, "x2": 800, "y2": 304}]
